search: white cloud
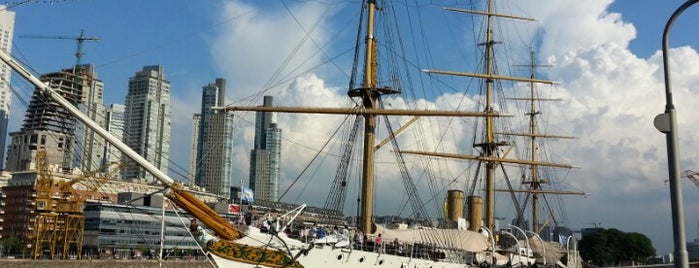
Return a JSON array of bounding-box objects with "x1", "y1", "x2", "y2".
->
[
  {"x1": 526, "y1": 0, "x2": 699, "y2": 253},
  {"x1": 211, "y1": 1, "x2": 335, "y2": 100}
]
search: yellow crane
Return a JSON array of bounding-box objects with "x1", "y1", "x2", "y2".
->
[
  {"x1": 29, "y1": 148, "x2": 123, "y2": 260},
  {"x1": 30, "y1": 149, "x2": 59, "y2": 259},
  {"x1": 53, "y1": 161, "x2": 124, "y2": 259}
]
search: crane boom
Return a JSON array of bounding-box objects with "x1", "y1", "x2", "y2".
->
[{"x1": 19, "y1": 29, "x2": 99, "y2": 68}]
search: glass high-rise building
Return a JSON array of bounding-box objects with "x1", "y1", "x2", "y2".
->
[
  {"x1": 249, "y1": 96, "x2": 281, "y2": 202},
  {"x1": 0, "y1": 7, "x2": 14, "y2": 170},
  {"x1": 189, "y1": 114, "x2": 200, "y2": 186},
  {"x1": 122, "y1": 65, "x2": 171, "y2": 183},
  {"x1": 192, "y1": 79, "x2": 234, "y2": 196},
  {"x1": 103, "y1": 103, "x2": 125, "y2": 176}
]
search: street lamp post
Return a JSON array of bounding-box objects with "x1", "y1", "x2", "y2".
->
[{"x1": 653, "y1": 1, "x2": 698, "y2": 268}]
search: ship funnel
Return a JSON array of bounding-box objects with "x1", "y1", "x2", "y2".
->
[
  {"x1": 467, "y1": 195, "x2": 482, "y2": 232},
  {"x1": 445, "y1": 190, "x2": 464, "y2": 223}
]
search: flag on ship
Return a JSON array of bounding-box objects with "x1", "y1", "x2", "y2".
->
[{"x1": 242, "y1": 187, "x2": 254, "y2": 203}]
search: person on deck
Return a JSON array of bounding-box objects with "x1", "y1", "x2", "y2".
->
[
  {"x1": 354, "y1": 230, "x2": 363, "y2": 250},
  {"x1": 317, "y1": 227, "x2": 326, "y2": 239}
]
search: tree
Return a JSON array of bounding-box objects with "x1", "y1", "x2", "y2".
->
[
  {"x1": 579, "y1": 228, "x2": 656, "y2": 266},
  {"x1": 0, "y1": 237, "x2": 23, "y2": 256},
  {"x1": 624, "y1": 232, "x2": 656, "y2": 262}
]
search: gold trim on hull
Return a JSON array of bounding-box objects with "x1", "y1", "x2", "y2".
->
[{"x1": 208, "y1": 240, "x2": 304, "y2": 268}]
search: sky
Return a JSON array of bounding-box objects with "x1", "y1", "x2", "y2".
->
[{"x1": 5, "y1": 0, "x2": 699, "y2": 255}]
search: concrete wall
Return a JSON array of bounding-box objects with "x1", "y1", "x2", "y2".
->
[{"x1": 0, "y1": 260, "x2": 212, "y2": 268}]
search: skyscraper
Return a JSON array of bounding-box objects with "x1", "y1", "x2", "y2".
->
[
  {"x1": 249, "y1": 96, "x2": 281, "y2": 202},
  {"x1": 122, "y1": 65, "x2": 171, "y2": 182},
  {"x1": 5, "y1": 65, "x2": 102, "y2": 172},
  {"x1": 189, "y1": 114, "x2": 200, "y2": 186},
  {"x1": 0, "y1": 8, "x2": 15, "y2": 170},
  {"x1": 192, "y1": 79, "x2": 234, "y2": 196},
  {"x1": 103, "y1": 103, "x2": 125, "y2": 176}
]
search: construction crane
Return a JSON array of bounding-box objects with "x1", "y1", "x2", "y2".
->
[
  {"x1": 53, "y1": 161, "x2": 124, "y2": 259},
  {"x1": 30, "y1": 149, "x2": 60, "y2": 259},
  {"x1": 29, "y1": 149, "x2": 123, "y2": 259},
  {"x1": 19, "y1": 29, "x2": 99, "y2": 72},
  {"x1": 681, "y1": 170, "x2": 699, "y2": 188}
]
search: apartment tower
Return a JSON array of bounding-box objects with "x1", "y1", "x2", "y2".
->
[
  {"x1": 122, "y1": 65, "x2": 171, "y2": 182},
  {"x1": 0, "y1": 8, "x2": 15, "y2": 170},
  {"x1": 249, "y1": 96, "x2": 281, "y2": 202},
  {"x1": 103, "y1": 103, "x2": 125, "y2": 177},
  {"x1": 192, "y1": 79, "x2": 234, "y2": 196}
]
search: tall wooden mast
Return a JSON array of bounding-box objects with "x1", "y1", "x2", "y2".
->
[
  {"x1": 408, "y1": 1, "x2": 581, "y2": 233},
  {"x1": 359, "y1": 0, "x2": 378, "y2": 234},
  {"x1": 508, "y1": 50, "x2": 586, "y2": 234},
  {"x1": 423, "y1": 0, "x2": 540, "y2": 232},
  {"x1": 482, "y1": 0, "x2": 497, "y2": 232},
  {"x1": 525, "y1": 50, "x2": 546, "y2": 234}
]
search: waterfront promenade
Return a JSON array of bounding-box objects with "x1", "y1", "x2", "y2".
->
[{"x1": 0, "y1": 259, "x2": 212, "y2": 268}]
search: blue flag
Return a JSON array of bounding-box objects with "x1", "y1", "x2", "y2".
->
[{"x1": 242, "y1": 187, "x2": 254, "y2": 203}]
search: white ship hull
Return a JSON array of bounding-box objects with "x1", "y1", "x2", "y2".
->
[
  {"x1": 206, "y1": 227, "x2": 479, "y2": 268},
  {"x1": 209, "y1": 246, "x2": 476, "y2": 268}
]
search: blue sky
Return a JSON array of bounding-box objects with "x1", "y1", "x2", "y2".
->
[
  {"x1": 6, "y1": 0, "x2": 699, "y2": 255},
  {"x1": 609, "y1": 0, "x2": 699, "y2": 58}
]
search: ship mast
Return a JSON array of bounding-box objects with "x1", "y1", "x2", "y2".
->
[
  {"x1": 525, "y1": 50, "x2": 546, "y2": 234},
  {"x1": 508, "y1": 50, "x2": 585, "y2": 234},
  {"x1": 483, "y1": 0, "x2": 497, "y2": 232},
  {"x1": 516, "y1": 50, "x2": 559, "y2": 234},
  {"x1": 417, "y1": 0, "x2": 541, "y2": 232},
  {"x1": 359, "y1": 0, "x2": 379, "y2": 234},
  {"x1": 414, "y1": 2, "x2": 588, "y2": 234}
]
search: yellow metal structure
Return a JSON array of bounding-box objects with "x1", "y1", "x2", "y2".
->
[
  {"x1": 54, "y1": 161, "x2": 124, "y2": 259},
  {"x1": 29, "y1": 149, "x2": 124, "y2": 259},
  {"x1": 31, "y1": 150, "x2": 59, "y2": 259}
]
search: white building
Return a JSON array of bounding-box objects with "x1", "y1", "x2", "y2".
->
[
  {"x1": 0, "y1": 7, "x2": 13, "y2": 170},
  {"x1": 103, "y1": 103, "x2": 125, "y2": 177}
]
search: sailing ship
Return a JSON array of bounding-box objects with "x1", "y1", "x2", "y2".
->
[{"x1": 0, "y1": 0, "x2": 586, "y2": 267}]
